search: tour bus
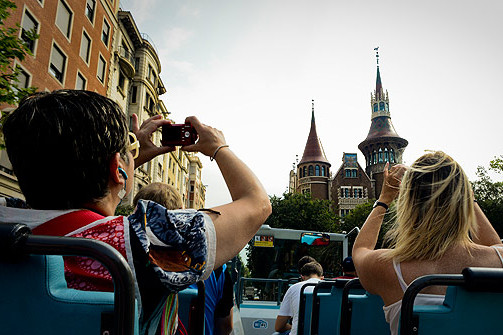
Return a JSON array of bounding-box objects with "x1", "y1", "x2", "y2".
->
[
  {"x1": 1, "y1": 222, "x2": 503, "y2": 335},
  {"x1": 234, "y1": 224, "x2": 354, "y2": 335}
]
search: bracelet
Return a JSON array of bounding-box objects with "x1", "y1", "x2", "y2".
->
[{"x1": 210, "y1": 145, "x2": 229, "y2": 161}]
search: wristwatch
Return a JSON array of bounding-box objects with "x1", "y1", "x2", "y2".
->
[{"x1": 373, "y1": 200, "x2": 389, "y2": 211}]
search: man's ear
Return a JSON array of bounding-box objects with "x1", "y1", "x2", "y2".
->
[{"x1": 109, "y1": 153, "x2": 122, "y2": 184}]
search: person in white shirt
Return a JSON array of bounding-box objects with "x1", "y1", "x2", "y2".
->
[{"x1": 274, "y1": 261, "x2": 324, "y2": 335}]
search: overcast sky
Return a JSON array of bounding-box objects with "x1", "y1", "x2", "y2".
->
[{"x1": 120, "y1": 0, "x2": 503, "y2": 208}]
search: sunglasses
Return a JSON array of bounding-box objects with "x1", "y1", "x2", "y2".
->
[{"x1": 128, "y1": 132, "x2": 140, "y2": 159}]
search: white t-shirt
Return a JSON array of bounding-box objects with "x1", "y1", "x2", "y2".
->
[{"x1": 278, "y1": 277, "x2": 321, "y2": 335}]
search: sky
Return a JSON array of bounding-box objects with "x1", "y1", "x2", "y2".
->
[{"x1": 120, "y1": 0, "x2": 503, "y2": 208}]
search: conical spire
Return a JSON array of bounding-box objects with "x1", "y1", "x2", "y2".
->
[
  {"x1": 299, "y1": 100, "x2": 329, "y2": 164},
  {"x1": 375, "y1": 66, "x2": 382, "y2": 99}
]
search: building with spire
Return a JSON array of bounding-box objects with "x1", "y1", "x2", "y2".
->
[
  {"x1": 358, "y1": 48, "x2": 408, "y2": 198},
  {"x1": 295, "y1": 100, "x2": 331, "y2": 200}
]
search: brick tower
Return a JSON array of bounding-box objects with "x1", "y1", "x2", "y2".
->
[
  {"x1": 358, "y1": 48, "x2": 408, "y2": 198},
  {"x1": 296, "y1": 100, "x2": 331, "y2": 199}
]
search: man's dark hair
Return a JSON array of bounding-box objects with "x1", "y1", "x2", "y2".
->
[
  {"x1": 298, "y1": 255, "x2": 316, "y2": 272},
  {"x1": 3, "y1": 90, "x2": 129, "y2": 209},
  {"x1": 300, "y1": 261, "x2": 323, "y2": 277}
]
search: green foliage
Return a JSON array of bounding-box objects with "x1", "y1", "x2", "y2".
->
[
  {"x1": 489, "y1": 155, "x2": 503, "y2": 174},
  {"x1": 339, "y1": 200, "x2": 395, "y2": 250},
  {"x1": 114, "y1": 205, "x2": 135, "y2": 216},
  {"x1": 0, "y1": 0, "x2": 38, "y2": 105},
  {"x1": 265, "y1": 192, "x2": 338, "y2": 232},
  {"x1": 472, "y1": 164, "x2": 503, "y2": 237}
]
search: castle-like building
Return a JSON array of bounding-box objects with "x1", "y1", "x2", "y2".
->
[{"x1": 290, "y1": 50, "x2": 408, "y2": 217}]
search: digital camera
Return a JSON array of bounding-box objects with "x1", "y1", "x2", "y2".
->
[{"x1": 161, "y1": 122, "x2": 198, "y2": 146}]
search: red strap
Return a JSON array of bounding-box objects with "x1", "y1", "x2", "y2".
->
[{"x1": 32, "y1": 210, "x2": 106, "y2": 236}]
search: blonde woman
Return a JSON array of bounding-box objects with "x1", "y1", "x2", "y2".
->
[{"x1": 353, "y1": 151, "x2": 503, "y2": 335}]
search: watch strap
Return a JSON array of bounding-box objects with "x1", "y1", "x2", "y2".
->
[{"x1": 373, "y1": 201, "x2": 389, "y2": 210}]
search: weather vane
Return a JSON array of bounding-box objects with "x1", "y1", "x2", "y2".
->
[{"x1": 374, "y1": 46, "x2": 379, "y2": 66}]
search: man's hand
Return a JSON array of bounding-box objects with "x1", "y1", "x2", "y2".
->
[
  {"x1": 132, "y1": 114, "x2": 173, "y2": 168},
  {"x1": 181, "y1": 116, "x2": 226, "y2": 158}
]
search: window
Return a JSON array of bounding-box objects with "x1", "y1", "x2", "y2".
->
[
  {"x1": 321, "y1": 166, "x2": 325, "y2": 177},
  {"x1": 345, "y1": 169, "x2": 357, "y2": 178},
  {"x1": 390, "y1": 149, "x2": 395, "y2": 163},
  {"x1": 379, "y1": 102, "x2": 385, "y2": 111},
  {"x1": 15, "y1": 66, "x2": 30, "y2": 88},
  {"x1": 145, "y1": 93, "x2": 155, "y2": 112},
  {"x1": 303, "y1": 167, "x2": 306, "y2": 177},
  {"x1": 21, "y1": 10, "x2": 38, "y2": 53},
  {"x1": 384, "y1": 148, "x2": 389, "y2": 162},
  {"x1": 372, "y1": 151, "x2": 377, "y2": 164},
  {"x1": 158, "y1": 163, "x2": 163, "y2": 176},
  {"x1": 118, "y1": 70, "x2": 125, "y2": 92},
  {"x1": 56, "y1": 0, "x2": 72, "y2": 38},
  {"x1": 101, "y1": 19, "x2": 110, "y2": 46},
  {"x1": 147, "y1": 64, "x2": 155, "y2": 83},
  {"x1": 76, "y1": 72, "x2": 86, "y2": 90},
  {"x1": 135, "y1": 57, "x2": 140, "y2": 72},
  {"x1": 315, "y1": 165, "x2": 320, "y2": 176},
  {"x1": 308, "y1": 165, "x2": 314, "y2": 176},
  {"x1": 49, "y1": 44, "x2": 66, "y2": 83},
  {"x1": 353, "y1": 188, "x2": 363, "y2": 198},
  {"x1": 378, "y1": 148, "x2": 383, "y2": 163},
  {"x1": 85, "y1": 0, "x2": 95, "y2": 22},
  {"x1": 80, "y1": 31, "x2": 91, "y2": 63},
  {"x1": 131, "y1": 86, "x2": 137, "y2": 103},
  {"x1": 97, "y1": 55, "x2": 106, "y2": 83},
  {"x1": 373, "y1": 103, "x2": 378, "y2": 112}
]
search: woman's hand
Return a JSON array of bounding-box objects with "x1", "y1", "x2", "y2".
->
[
  {"x1": 181, "y1": 116, "x2": 226, "y2": 157},
  {"x1": 379, "y1": 162, "x2": 408, "y2": 205},
  {"x1": 131, "y1": 114, "x2": 173, "y2": 168}
]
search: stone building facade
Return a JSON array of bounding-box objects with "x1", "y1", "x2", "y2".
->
[{"x1": 0, "y1": 2, "x2": 206, "y2": 208}]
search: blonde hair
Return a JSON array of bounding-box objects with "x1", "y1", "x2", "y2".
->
[
  {"x1": 133, "y1": 182, "x2": 183, "y2": 210},
  {"x1": 382, "y1": 151, "x2": 476, "y2": 262}
]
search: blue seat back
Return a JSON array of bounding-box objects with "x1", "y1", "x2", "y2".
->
[
  {"x1": 298, "y1": 282, "x2": 317, "y2": 335},
  {"x1": 310, "y1": 279, "x2": 350, "y2": 335},
  {"x1": 0, "y1": 254, "x2": 139, "y2": 334},
  {"x1": 407, "y1": 285, "x2": 503, "y2": 334},
  {"x1": 178, "y1": 281, "x2": 205, "y2": 335},
  {"x1": 348, "y1": 292, "x2": 390, "y2": 335},
  {"x1": 340, "y1": 279, "x2": 390, "y2": 335}
]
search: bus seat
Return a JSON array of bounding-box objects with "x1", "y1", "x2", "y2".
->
[
  {"x1": 400, "y1": 267, "x2": 503, "y2": 335},
  {"x1": 178, "y1": 281, "x2": 205, "y2": 335},
  {"x1": 340, "y1": 278, "x2": 390, "y2": 335},
  {"x1": 0, "y1": 223, "x2": 138, "y2": 335},
  {"x1": 309, "y1": 279, "x2": 351, "y2": 335},
  {"x1": 297, "y1": 282, "x2": 318, "y2": 335}
]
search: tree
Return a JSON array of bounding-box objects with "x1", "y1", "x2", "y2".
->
[
  {"x1": 340, "y1": 200, "x2": 395, "y2": 251},
  {"x1": 264, "y1": 192, "x2": 338, "y2": 232},
  {"x1": 0, "y1": 0, "x2": 37, "y2": 105},
  {"x1": 472, "y1": 160, "x2": 503, "y2": 237}
]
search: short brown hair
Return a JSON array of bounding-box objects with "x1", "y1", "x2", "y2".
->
[
  {"x1": 300, "y1": 261, "x2": 323, "y2": 277},
  {"x1": 133, "y1": 182, "x2": 183, "y2": 210}
]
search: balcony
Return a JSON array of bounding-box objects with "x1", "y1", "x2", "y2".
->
[{"x1": 116, "y1": 46, "x2": 135, "y2": 78}]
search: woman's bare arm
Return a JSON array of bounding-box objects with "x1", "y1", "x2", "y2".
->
[
  {"x1": 472, "y1": 202, "x2": 503, "y2": 247},
  {"x1": 182, "y1": 116, "x2": 272, "y2": 268}
]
